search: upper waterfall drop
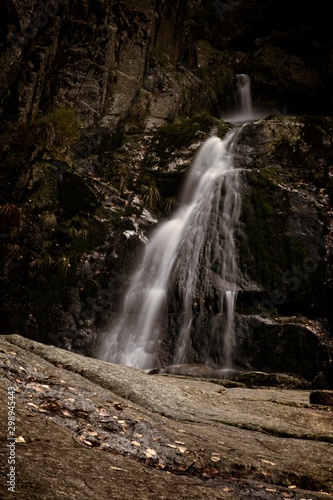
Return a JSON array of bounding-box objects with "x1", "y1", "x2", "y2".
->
[
  {"x1": 223, "y1": 74, "x2": 266, "y2": 124},
  {"x1": 236, "y1": 74, "x2": 253, "y2": 119},
  {"x1": 98, "y1": 127, "x2": 243, "y2": 371}
]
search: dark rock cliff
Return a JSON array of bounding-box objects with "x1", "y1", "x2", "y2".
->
[{"x1": 0, "y1": 0, "x2": 332, "y2": 383}]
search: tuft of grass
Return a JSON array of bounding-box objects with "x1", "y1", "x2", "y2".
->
[
  {"x1": 164, "y1": 196, "x2": 177, "y2": 214},
  {"x1": 56, "y1": 255, "x2": 71, "y2": 276},
  {"x1": 40, "y1": 212, "x2": 57, "y2": 229},
  {"x1": 37, "y1": 106, "x2": 81, "y2": 149},
  {"x1": 143, "y1": 181, "x2": 162, "y2": 209}
]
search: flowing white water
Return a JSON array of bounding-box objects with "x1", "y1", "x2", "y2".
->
[
  {"x1": 236, "y1": 74, "x2": 253, "y2": 117},
  {"x1": 99, "y1": 127, "x2": 243, "y2": 370},
  {"x1": 222, "y1": 74, "x2": 266, "y2": 124},
  {"x1": 171, "y1": 131, "x2": 242, "y2": 367}
]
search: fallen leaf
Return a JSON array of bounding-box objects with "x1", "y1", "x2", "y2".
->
[
  {"x1": 27, "y1": 402, "x2": 39, "y2": 409},
  {"x1": 133, "y1": 433, "x2": 143, "y2": 439},
  {"x1": 82, "y1": 439, "x2": 92, "y2": 447},
  {"x1": 178, "y1": 446, "x2": 187, "y2": 454},
  {"x1": 15, "y1": 436, "x2": 26, "y2": 443},
  {"x1": 175, "y1": 440, "x2": 185, "y2": 445},
  {"x1": 61, "y1": 410, "x2": 72, "y2": 417},
  {"x1": 211, "y1": 456, "x2": 221, "y2": 462},
  {"x1": 260, "y1": 459, "x2": 276, "y2": 466},
  {"x1": 131, "y1": 441, "x2": 141, "y2": 447},
  {"x1": 145, "y1": 448, "x2": 157, "y2": 458},
  {"x1": 27, "y1": 383, "x2": 44, "y2": 392},
  {"x1": 96, "y1": 407, "x2": 107, "y2": 414},
  {"x1": 177, "y1": 429, "x2": 186, "y2": 433},
  {"x1": 152, "y1": 437, "x2": 161, "y2": 442},
  {"x1": 87, "y1": 429, "x2": 98, "y2": 436}
]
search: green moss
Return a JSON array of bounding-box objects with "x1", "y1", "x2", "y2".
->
[
  {"x1": 149, "y1": 112, "x2": 216, "y2": 165},
  {"x1": 239, "y1": 169, "x2": 308, "y2": 292}
]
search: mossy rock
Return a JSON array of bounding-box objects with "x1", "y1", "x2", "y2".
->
[{"x1": 148, "y1": 113, "x2": 219, "y2": 166}]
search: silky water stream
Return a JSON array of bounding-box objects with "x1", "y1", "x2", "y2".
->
[{"x1": 98, "y1": 126, "x2": 244, "y2": 371}]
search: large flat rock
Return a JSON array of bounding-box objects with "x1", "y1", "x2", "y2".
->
[{"x1": 1, "y1": 335, "x2": 332, "y2": 499}]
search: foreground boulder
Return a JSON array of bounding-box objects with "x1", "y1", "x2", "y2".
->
[{"x1": 0, "y1": 335, "x2": 332, "y2": 499}]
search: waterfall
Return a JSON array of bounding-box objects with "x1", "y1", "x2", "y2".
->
[
  {"x1": 98, "y1": 127, "x2": 243, "y2": 371},
  {"x1": 223, "y1": 74, "x2": 264, "y2": 124},
  {"x1": 236, "y1": 74, "x2": 253, "y2": 118}
]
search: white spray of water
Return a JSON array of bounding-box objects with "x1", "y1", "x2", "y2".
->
[
  {"x1": 98, "y1": 127, "x2": 243, "y2": 370},
  {"x1": 223, "y1": 74, "x2": 267, "y2": 124}
]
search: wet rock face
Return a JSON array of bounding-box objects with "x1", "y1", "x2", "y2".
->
[
  {"x1": 0, "y1": 0, "x2": 198, "y2": 130},
  {"x1": 235, "y1": 116, "x2": 333, "y2": 318},
  {"x1": 229, "y1": 116, "x2": 333, "y2": 380}
]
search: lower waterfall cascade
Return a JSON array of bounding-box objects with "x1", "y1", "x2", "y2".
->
[{"x1": 98, "y1": 126, "x2": 244, "y2": 371}]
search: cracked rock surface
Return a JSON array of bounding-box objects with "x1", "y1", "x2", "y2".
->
[{"x1": 1, "y1": 335, "x2": 332, "y2": 499}]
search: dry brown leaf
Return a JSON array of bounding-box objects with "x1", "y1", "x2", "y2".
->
[
  {"x1": 261, "y1": 459, "x2": 276, "y2": 466},
  {"x1": 145, "y1": 448, "x2": 157, "y2": 458},
  {"x1": 27, "y1": 383, "x2": 44, "y2": 393},
  {"x1": 83, "y1": 440, "x2": 93, "y2": 447},
  {"x1": 131, "y1": 441, "x2": 141, "y2": 447},
  {"x1": 177, "y1": 446, "x2": 187, "y2": 454},
  {"x1": 15, "y1": 436, "x2": 25, "y2": 443},
  {"x1": 27, "y1": 402, "x2": 39, "y2": 409},
  {"x1": 166, "y1": 444, "x2": 177, "y2": 449},
  {"x1": 133, "y1": 433, "x2": 143, "y2": 439},
  {"x1": 87, "y1": 429, "x2": 98, "y2": 436},
  {"x1": 96, "y1": 407, "x2": 107, "y2": 414}
]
